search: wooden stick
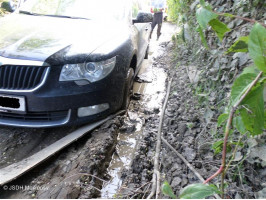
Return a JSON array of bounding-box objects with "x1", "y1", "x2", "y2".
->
[
  {"x1": 161, "y1": 136, "x2": 221, "y2": 199},
  {"x1": 147, "y1": 77, "x2": 173, "y2": 199}
]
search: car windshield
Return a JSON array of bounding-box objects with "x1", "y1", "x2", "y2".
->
[{"x1": 19, "y1": 0, "x2": 129, "y2": 21}]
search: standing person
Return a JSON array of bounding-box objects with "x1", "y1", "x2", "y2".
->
[{"x1": 150, "y1": 0, "x2": 165, "y2": 40}]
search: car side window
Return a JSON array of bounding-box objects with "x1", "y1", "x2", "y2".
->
[
  {"x1": 132, "y1": 0, "x2": 151, "y2": 19},
  {"x1": 132, "y1": 1, "x2": 140, "y2": 19}
]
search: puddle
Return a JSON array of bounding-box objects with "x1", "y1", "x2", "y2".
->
[
  {"x1": 101, "y1": 117, "x2": 144, "y2": 198},
  {"x1": 101, "y1": 62, "x2": 167, "y2": 199}
]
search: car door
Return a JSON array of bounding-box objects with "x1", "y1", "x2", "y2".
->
[{"x1": 131, "y1": 2, "x2": 151, "y2": 66}]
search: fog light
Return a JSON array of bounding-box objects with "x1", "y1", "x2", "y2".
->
[{"x1": 78, "y1": 103, "x2": 109, "y2": 117}]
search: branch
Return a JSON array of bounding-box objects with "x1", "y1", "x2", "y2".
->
[
  {"x1": 203, "y1": 71, "x2": 263, "y2": 196},
  {"x1": 214, "y1": 11, "x2": 266, "y2": 28},
  {"x1": 223, "y1": 135, "x2": 243, "y2": 175},
  {"x1": 147, "y1": 77, "x2": 173, "y2": 199},
  {"x1": 161, "y1": 137, "x2": 221, "y2": 199}
]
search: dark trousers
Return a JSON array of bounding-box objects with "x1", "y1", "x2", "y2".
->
[{"x1": 150, "y1": 12, "x2": 163, "y2": 39}]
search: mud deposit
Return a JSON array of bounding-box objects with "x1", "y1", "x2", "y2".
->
[{"x1": 0, "y1": 117, "x2": 123, "y2": 198}]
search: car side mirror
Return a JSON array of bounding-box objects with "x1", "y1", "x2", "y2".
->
[
  {"x1": 133, "y1": 11, "x2": 153, "y2": 24},
  {"x1": 1, "y1": 0, "x2": 17, "y2": 12}
]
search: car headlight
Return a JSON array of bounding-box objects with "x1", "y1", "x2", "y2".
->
[{"x1": 59, "y1": 57, "x2": 116, "y2": 82}]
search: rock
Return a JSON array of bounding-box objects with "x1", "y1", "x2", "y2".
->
[
  {"x1": 183, "y1": 136, "x2": 194, "y2": 144},
  {"x1": 171, "y1": 177, "x2": 182, "y2": 188},
  {"x1": 230, "y1": 59, "x2": 238, "y2": 68},
  {"x1": 120, "y1": 121, "x2": 136, "y2": 133},
  {"x1": 170, "y1": 163, "x2": 182, "y2": 173},
  {"x1": 256, "y1": 188, "x2": 266, "y2": 199},
  {"x1": 221, "y1": 57, "x2": 229, "y2": 64},
  {"x1": 228, "y1": 21, "x2": 235, "y2": 29},
  {"x1": 235, "y1": 193, "x2": 242, "y2": 199},
  {"x1": 181, "y1": 178, "x2": 188, "y2": 187},
  {"x1": 233, "y1": 52, "x2": 250, "y2": 66},
  {"x1": 209, "y1": 67, "x2": 219, "y2": 76},
  {"x1": 128, "y1": 111, "x2": 139, "y2": 122},
  {"x1": 184, "y1": 147, "x2": 196, "y2": 161},
  {"x1": 178, "y1": 123, "x2": 187, "y2": 134}
]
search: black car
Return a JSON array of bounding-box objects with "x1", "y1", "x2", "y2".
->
[{"x1": 0, "y1": 0, "x2": 152, "y2": 127}]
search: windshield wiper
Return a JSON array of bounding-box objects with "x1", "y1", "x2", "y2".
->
[
  {"x1": 19, "y1": 11, "x2": 90, "y2": 20},
  {"x1": 19, "y1": 10, "x2": 41, "y2": 16},
  {"x1": 43, "y1": 15, "x2": 90, "y2": 20}
]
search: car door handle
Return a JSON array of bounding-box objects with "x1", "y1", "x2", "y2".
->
[{"x1": 145, "y1": 27, "x2": 149, "y2": 31}]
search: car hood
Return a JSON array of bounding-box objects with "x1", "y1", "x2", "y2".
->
[{"x1": 0, "y1": 14, "x2": 124, "y2": 63}]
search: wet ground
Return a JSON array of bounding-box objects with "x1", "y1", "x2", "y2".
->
[{"x1": 0, "y1": 22, "x2": 178, "y2": 198}]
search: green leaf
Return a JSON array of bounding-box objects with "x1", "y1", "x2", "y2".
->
[
  {"x1": 227, "y1": 36, "x2": 249, "y2": 53},
  {"x1": 264, "y1": 109, "x2": 266, "y2": 129},
  {"x1": 230, "y1": 73, "x2": 258, "y2": 107},
  {"x1": 162, "y1": 181, "x2": 177, "y2": 199},
  {"x1": 179, "y1": 184, "x2": 219, "y2": 199},
  {"x1": 196, "y1": 7, "x2": 218, "y2": 29},
  {"x1": 212, "y1": 140, "x2": 223, "y2": 154},
  {"x1": 242, "y1": 65, "x2": 260, "y2": 75},
  {"x1": 248, "y1": 23, "x2": 266, "y2": 73},
  {"x1": 217, "y1": 113, "x2": 229, "y2": 127},
  {"x1": 197, "y1": 26, "x2": 208, "y2": 48},
  {"x1": 239, "y1": 83, "x2": 264, "y2": 136},
  {"x1": 233, "y1": 115, "x2": 246, "y2": 134},
  {"x1": 199, "y1": 0, "x2": 206, "y2": 7},
  {"x1": 209, "y1": 184, "x2": 222, "y2": 194},
  {"x1": 209, "y1": 19, "x2": 231, "y2": 41}
]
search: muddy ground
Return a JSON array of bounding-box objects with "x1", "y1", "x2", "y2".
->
[{"x1": 0, "y1": 20, "x2": 265, "y2": 199}]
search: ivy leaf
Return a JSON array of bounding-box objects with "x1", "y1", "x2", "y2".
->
[
  {"x1": 162, "y1": 181, "x2": 177, "y2": 199},
  {"x1": 239, "y1": 83, "x2": 264, "y2": 136},
  {"x1": 209, "y1": 19, "x2": 231, "y2": 41},
  {"x1": 179, "y1": 183, "x2": 219, "y2": 199},
  {"x1": 196, "y1": 7, "x2": 218, "y2": 29},
  {"x1": 217, "y1": 113, "x2": 229, "y2": 127},
  {"x1": 233, "y1": 115, "x2": 246, "y2": 134},
  {"x1": 227, "y1": 36, "x2": 249, "y2": 53},
  {"x1": 230, "y1": 73, "x2": 258, "y2": 107},
  {"x1": 197, "y1": 26, "x2": 208, "y2": 48},
  {"x1": 248, "y1": 23, "x2": 266, "y2": 73}
]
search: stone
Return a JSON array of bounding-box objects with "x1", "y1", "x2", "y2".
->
[
  {"x1": 184, "y1": 147, "x2": 196, "y2": 161},
  {"x1": 119, "y1": 121, "x2": 136, "y2": 133},
  {"x1": 230, "y1": 59, "x2": 238, "y2": 68},
  {"x1": 256, "y1": 188, "x2": 266, "y2": 199},
  {"x1": 178, "y1": 123, "x2": 187, "y2": 134},
  {"x1": 171, "y1": 177, "x2": 182, "y2": 188},
  {"x1": 128, "y1": 111, "x2": 139, "y2": 122}
]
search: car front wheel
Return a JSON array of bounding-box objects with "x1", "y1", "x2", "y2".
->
[{"x1": 121, "y1": 68, "x2": 134, "y2": 110}]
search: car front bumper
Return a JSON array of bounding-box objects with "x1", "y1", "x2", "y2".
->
[{"x1": 0, "y1": 62, "x2": 126, "y2": 128}]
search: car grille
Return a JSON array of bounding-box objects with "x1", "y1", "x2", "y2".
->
[
  {"x1": 0, "y1": 110, "x2": 69, "y2": 122},
  {"x1": 0, "y1": 65, "x2": 48, "y2": 90}
]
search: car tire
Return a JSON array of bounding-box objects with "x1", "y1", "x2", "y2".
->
[
  {"x1": 144, "y1": 45, "x2": 149, "y2": 59},
  {"x1": 121, "y1": 68, "x2": 134, "y2": 110}
]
